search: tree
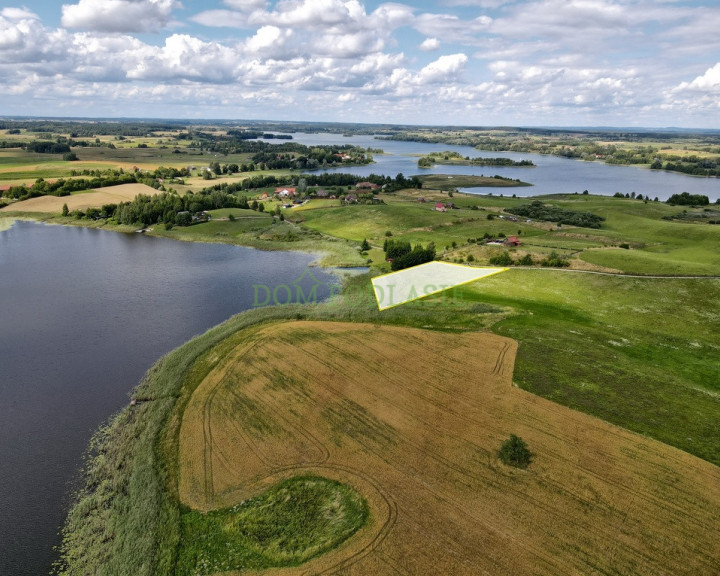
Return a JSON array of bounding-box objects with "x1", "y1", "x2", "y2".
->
[
  {"x1": 498, "y1": 434, "x2": 532, "y2": 469},
  {"x1": 62, "y1": 203, "x2": 69, "y2": 217},
  {"x1": 63, "y1": 152, "x2": 78, "y2": 161},
  {"x1": 297, "y1": 177, "x2": 307, "y2": 196},
  {"x1": 360, "y1": 238, "x2": 370, "y2": 251}
]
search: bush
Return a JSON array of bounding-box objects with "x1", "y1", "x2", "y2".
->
[
  {"x1": 498, "y1": 434, "x2": 532, "y2": 469},
  {"x1": 541, "y1": 251, "x2": 570, "y2": 267},
  {"x1": 489, "y1": 252, "x2": 513, "y2": 266},
  {"x1": 516, "y1": 254, "x2": 533, "y2": 266}
]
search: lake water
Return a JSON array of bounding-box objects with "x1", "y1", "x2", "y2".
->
[
  {"x1": 0, "y1": 220, "x2": 340, "y2": 576},
  {"x1": 263, "y1": 132, "x2": 720, "y2": 202}
]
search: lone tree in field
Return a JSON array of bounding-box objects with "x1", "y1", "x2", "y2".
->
[{"x1": 498, "y1": 434, "x2": 532, "y2": 469}]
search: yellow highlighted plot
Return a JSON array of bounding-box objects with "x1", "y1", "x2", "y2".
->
[{"x1": 371, "y1": 261, "x2": 508, "y2": 310}]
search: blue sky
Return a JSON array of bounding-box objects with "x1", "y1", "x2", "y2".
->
[{"x1": 1, "y1": 0, "x2": 719, "y2": 127}]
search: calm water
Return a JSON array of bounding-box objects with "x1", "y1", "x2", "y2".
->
[
  {"x1": 264, "y1": 132, "x2": 720, "y2": 201},
  {"x1": 0, "y1": 221, "x2": 339, "y2": 576}
]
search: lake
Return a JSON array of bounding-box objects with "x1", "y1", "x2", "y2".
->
[
  {"x1": 0, "y1": 220, "x2": 340, "y2": 576},
  {"x1": 263, "y1": 132, "x2": 720, "y2": 202}
]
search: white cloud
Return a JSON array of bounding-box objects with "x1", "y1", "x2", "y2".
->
[
  {"x1": 414, "y1": 13, "x2": 492, "y2": 45},
  {"x1": 1, "y1": 7, "x2": 40, "y2": 20},
  {"x1": 125, "y1": 34, "x2": 241, "y2": 83},
  {"x1": 419, "y1": 37, "x2": 439, "y2": 51},
  {"x1": 416, "y1": 53, "x2": 467, "y2": 84},
  {"x1": 246, "y1": 25, "x2": 291, "y2": 52},
  {"x1": 190, "y1": 9, "x2": 250, "y2": 28},
  {"x1": 674, "y1": 63, "x2": 720, "y2": 93},
  {"x1": 61, "y1": 0, "x2": 179, "y2": 33}
]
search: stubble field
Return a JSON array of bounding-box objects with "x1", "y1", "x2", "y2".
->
[
  {"x1": 0, "y1": 183, "x2": 161, "y2": 214},
  {"x1": 178, "y1": 320, "x2": 720, "y2": 576}
]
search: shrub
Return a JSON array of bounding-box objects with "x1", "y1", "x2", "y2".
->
[
  {"x1": 541, "y1": 251, "x2": 570, "y2": 267},
  {"x1": 489, "y1": 252, "x2": 513, "y2": 266},
  {"x1": 498, "y1": 434, "x2": 532, "y2": 468},
  {"x1": 516, "y1": 254, "x2": 533, "y2": 266}
]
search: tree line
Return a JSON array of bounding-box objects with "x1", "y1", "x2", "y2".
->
[
  {"x1": 1, "y1": 167, "x2": 189, "y2": 201},
  {"x1": 383, "y1": 238, "x2": 436, "y2": 271},
  {"x1": 70, "y1": 189, "x2": 245, "y2": 227}
]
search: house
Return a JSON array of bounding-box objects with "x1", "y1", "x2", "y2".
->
[
  {"x1": 417, "y1": 197, "x2": 426, "y2": 203},
  {"x1": 315, "y1": 189, "x2": 329, "y2": 198},
  {"x1": 445, "y1": 202, "x2": 456, "y2": 209},
  {"x1": 435, "y1": 202, "x2": 447, "y2": 212},
  {"x1": 344, "y1": 193, "x2": 358, "y2": 204},
  {"x1": 504, "y1": 235, "x2": 521, "y2": 247},
  {"x1": 356, "y1": 181, "x2": 379, "y2": 190},
  {"x1": 275, "y1": 187, "x2": 296, "y2": 197},
  {"x1": 259, "y1": 192, "x2": 269, "y2": 200}
]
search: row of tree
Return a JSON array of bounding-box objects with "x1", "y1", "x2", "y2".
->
[
  {"x1": 383, "y1": 239, "x2": 436, "y2": 271},
  {"x1": 69, "y1": 189, "x2": 245, "y2": 227},
  {"x1": 1, "y1": 167, "x2": 190, "y2": 201},
  {"x1": 666, "y1": 192, "x2": 710, "y2": 206}
]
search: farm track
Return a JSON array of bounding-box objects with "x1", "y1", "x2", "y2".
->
[
  {"x1": 513, "y1": 266, "x2": 720, "y2": 279},
  {"x1": 178, "y1": 321, "x2": 720, "y2": 575}
]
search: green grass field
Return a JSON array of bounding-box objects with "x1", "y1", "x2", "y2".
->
[
  {"x1": 177, "y1": 476, "x2": 368, "y2": 575},
  {"x1": 462, "y1": 270, "x2": 720, "y2": 465}
]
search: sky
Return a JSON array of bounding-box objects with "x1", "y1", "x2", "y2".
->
[{"x1": 0, "y1": 0, "x2": 719, "y2": 127}]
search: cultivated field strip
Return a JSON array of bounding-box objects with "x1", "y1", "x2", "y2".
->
[
  {"x1": 178, "y1": 321, "x2": 720, "y2": 575},
  {"x1": 0, "y1": 182, "x2": 161, "y2": 213}
]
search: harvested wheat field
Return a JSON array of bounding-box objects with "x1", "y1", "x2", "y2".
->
[
  {"x1": 0, "y1": 183, "x2": 160, "y2": 213},
  {"x1": 179, "y1": 321, "x2": 720, "y2": 576}
]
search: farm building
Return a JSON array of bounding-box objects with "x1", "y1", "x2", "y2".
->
[
  {"x1": 356, "y1": 181, "x2": 379, "y2": 190},
  {"x1": 315, "y1": 189, "x2": 329, "y2": 198},
  {"x1": 344, "y1": 193, "x2": 359, "y2": 204},
  {"x1": 275, "y1": 187, "x2": 296, "y2": 197},
  {"x1": 504, "y1": 235, "x2": 521, "y2": 246}
]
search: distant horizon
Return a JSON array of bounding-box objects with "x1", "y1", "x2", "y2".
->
[{"x1": 3, "y1": 115, "x2": 720, "y2": 134}]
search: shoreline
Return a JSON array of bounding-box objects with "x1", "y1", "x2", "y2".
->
[{"x1": 0, "y1": 211, "x2": 367, "y2": 268}]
